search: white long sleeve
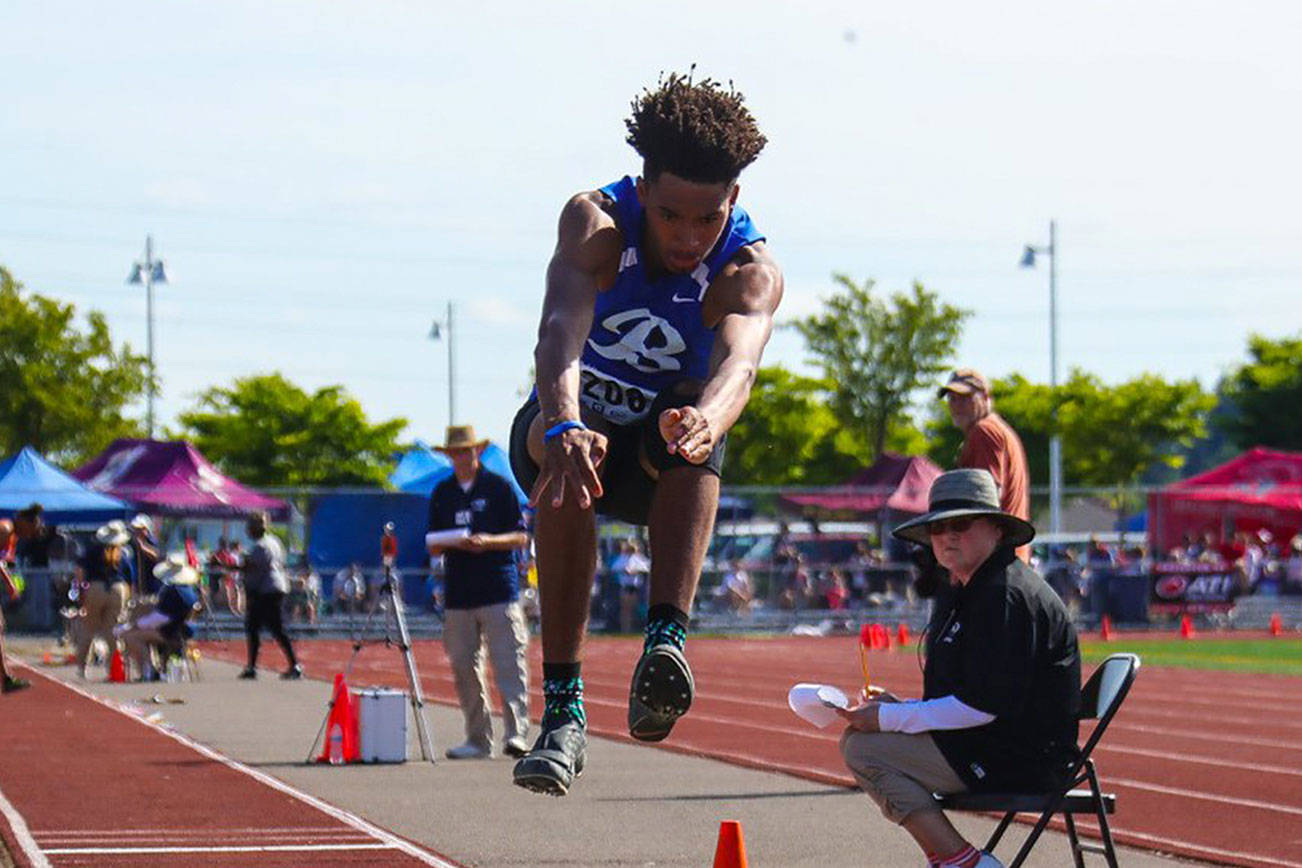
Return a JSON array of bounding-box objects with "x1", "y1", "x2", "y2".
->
[{"x1": 876, "y1": 695, "x2": 995, "y2": 734}]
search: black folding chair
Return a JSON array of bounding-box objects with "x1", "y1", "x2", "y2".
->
[{"x1": 937, "y1": 652, "x2": 1141, "y2": 868}]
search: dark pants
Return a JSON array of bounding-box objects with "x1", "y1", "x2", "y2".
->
[{"x1": 245, "y1": 590, "x2": 297, "y2": 668}]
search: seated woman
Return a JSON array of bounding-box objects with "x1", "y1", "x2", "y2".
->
[
  {"x1": 836, "y1": 469, "x2": 1080, "y2": 868},
  {"x1": 120, "y1": 555, "x2": 202, "y2": 681}
]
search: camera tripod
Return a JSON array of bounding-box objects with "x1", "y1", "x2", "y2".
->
[{"x1": 306, "y1": 563, "x2": 436, "y2": 763}]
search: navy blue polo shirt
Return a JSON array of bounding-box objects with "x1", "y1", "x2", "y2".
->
[
  {"x1": 427, "y1": 469, "x2": 524, "y2": 610},
  {"x1": 924, "y1": 547, "x2": 1081, "y2": 791}
]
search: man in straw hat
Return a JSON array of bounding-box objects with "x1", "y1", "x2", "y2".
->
[
  {"x1": 119, "y1": 555, "x2": 203, "y2": 681},
  {"x1": 427, "y1": 425, "x2": 531, "y2": 760},
  {"x1": 835, "y1": 469, "x2": 1080, "y2": 868},
  {"x1": 508, "y1": 71, "x2": 783, "y2": 795},
  {"x1": 72, "y1": 520, "x2": 135, "y2": 679}
]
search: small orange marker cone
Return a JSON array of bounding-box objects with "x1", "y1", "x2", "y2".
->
[
  {"x1": 712, "y1": 820, "x2": 749, "y2": 868},
  {"x1": 108, "y1": 648, "x2": 127, "y2": 682},
  {"x1": 872, "y1": 623, "x2": 890, "y2": 650},
  {"x1": 897, "y1": 622, "x2": 911, "y2": 646},
  {"x1": 316, "y1": 673, "x2": 359, "y2": 764},
  {"x1": 1270, "y1": 612, "x2": 1283, "y2": 637},
  {"x1": 1179, "y1": 614, "x2": 1195, "y2": 639},
  {"x1": 1100, "y1": 615, "x2": 1113, "y2": 641}
]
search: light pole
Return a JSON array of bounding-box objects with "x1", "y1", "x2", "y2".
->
[
  {"x1": 428, "y1": 300, "x2": 456, "y2": 427},
  {"x1": 1021, "y1": 220, "x2": 1061, "y2": 536},
  {"x1": 126, "y1": 235, "x2": 168, "y2": 438}
]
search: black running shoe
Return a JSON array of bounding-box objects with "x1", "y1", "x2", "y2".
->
[
  {"x1": 628, "y1": 643, "x2": 694, "y2": 742},
  {"x1": 512, "y1": 720, "x2": 587, "y2": 797},
  {"x1": 238, "y1": 667, "x2": 257, "y2": 680},
  {"x1": 281, "y1": 664, "x2": 303, "y2": 680}
]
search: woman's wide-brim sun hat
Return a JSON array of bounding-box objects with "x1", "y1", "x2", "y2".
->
[
  {"x1": 892, "y1": 468, "x2": 1035, "y2": 549},
  {"x1": 95, "y1": 520, "x2": 131, "y2": 547},
  {"x1": 153, "y1": 554, "x2": 200, "y2": 585}
]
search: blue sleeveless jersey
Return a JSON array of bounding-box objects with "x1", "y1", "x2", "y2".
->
[{"x1": 577, "y1": 176, "x2": 764, "y2": 424}]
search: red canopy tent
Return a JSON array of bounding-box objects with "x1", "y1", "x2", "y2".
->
[
  {"x1": 1148, "y1": 447, "x2": 1302, "y2": 554},
  {"x1": 73, "y1": 438, "x2": 289, "y2": 520},
  {"x1": 781, "y1": 452, "x2": 943, "y2": 516}
]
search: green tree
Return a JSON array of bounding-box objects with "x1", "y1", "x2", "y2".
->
[
  {"x1": 176, "y1": 373, "x2": 407, "y2": 487},
  {"x1": 792, "y1": 276, "x2": 969, "y2": 460},
  {"x1": 727, "y1": 366, "x2": 870, "y2": 486},
  {"x1": 1216, "y1": 333, "x2": 1302, "y2": 451},
  {"x1": 0, "y1": 267, "x2": 150, "y2": 464}
]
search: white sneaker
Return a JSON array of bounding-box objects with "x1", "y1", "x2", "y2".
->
[
  {"x1": 502, "y1": 736, "x2": 530, "y2": 758},
  {"x1": 974, "y1": 854, "x2": 1005, "y2": 867},
  {"x1": 444, "y1": 741, "x2": 491, "y2": 760}
]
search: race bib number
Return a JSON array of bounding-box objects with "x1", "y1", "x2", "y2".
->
[{"x1": 579, "y1": 365, "x2": 656, "y2": 424}]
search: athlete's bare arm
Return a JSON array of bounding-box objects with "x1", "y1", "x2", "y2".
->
[
  {"x1": 531, "y1": 191, "x2": 623, "y2": 509},
  {"x1": 659, "y1": 242, "x2": 783, "y2": 464}
]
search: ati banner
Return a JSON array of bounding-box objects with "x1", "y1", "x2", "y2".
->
[{"x1": 1150, "y1": 562, "x2": 1242, "y2": 613}]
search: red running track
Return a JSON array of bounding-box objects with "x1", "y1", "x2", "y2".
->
[
  {"x1": 0, "y1": 664, "x2": 461, "y2": 868},
  {"x1": 205, "y1": 633, "x2": 1302, "y2": 868}
]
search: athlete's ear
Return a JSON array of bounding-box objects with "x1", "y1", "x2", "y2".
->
[
  {"x1": 728, "y1": 183, "x2": 740, "y2": 208},
  {"x1": 635, "y1": 176, "x2": 648, "y2": 205}
]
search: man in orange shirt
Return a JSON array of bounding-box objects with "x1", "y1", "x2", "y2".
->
[{"x1": 940, "y1": 369, "x2": 1031, "y2": 563}]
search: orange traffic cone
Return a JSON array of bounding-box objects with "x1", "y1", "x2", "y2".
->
[
  {"x1": 317, "y1": 673, "x2": 359, "y2": 764},
  {"x1": 1100, "y1": 615, "x2": 1113, "y2": 642},
  {"x1": 712, "y1": 820, "x2": 749, "y2": 868},
  {"x1": 897, "y1": 622, "x2": 911, "y2": 647},
  {"x1": 872, "y1": 623, "x2": 891, "y2": 650},
  {"x1": 108, "y1": 648, "x2": 127, "y2": 683},
  {"x1": 1179, "y1": 614, "x2": 1195, "y2": 639},
  {"x1": 1270, "y1": 612, "x2": 1283, "y2": 637}
]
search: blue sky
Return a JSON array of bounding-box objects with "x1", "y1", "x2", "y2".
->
[{"x1": 3, "y1": 1, "x2": 1299, "y2": 448}]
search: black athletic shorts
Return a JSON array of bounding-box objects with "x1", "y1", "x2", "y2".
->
[{"x1": 509, "y1": 385, "x2": 726, "y2": 526}]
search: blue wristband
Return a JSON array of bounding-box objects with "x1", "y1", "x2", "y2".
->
[{"x1": 544, "y1": 420, "x2": 587, "y2": 443}]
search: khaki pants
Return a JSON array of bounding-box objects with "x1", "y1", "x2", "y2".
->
[
  {"x1": 74, "y1": 582, "x2": 129, "y2": 674},
  {"x1": 442, "y1": 601, "x2": 530, "y2": 750},
  {"x1": 840, "y1": 729, "x2": 969, "y2": 824}
]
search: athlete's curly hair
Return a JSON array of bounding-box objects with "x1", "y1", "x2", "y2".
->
[{"x1": 624, "y1": 70, "x2": 767, "y2": 185}]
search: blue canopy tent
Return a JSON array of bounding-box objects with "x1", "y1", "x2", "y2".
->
[{"x1": 0, "y1": 446, "x2": 130, "y2": 524}]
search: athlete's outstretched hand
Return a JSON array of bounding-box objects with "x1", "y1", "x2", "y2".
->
[
  {"x1": 659, "y1": 406, "x2": 716, "y2": 465},
  {"x1": 530, "y1": 427, "x2": 608, "y2": 511}
]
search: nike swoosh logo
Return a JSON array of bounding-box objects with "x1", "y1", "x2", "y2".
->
[{"x1": 671, "y1": 294, "x2": 698, "y2": 303}]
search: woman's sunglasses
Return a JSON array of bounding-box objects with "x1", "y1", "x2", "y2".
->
[{"x1": 927, "y1": 516, "x2": 977, "y2": 536}]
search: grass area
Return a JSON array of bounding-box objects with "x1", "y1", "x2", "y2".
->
[{"x1": 1080, "y1": 637, "x2": 1302, "y2": 675}]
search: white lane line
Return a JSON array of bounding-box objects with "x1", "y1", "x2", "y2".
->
[
  {"x1": 1099, "y1": 742, "x2": 1302, "y2": 777},
  {"x1": 43, "y1": 843, "x2": 397, "y2": 855},
  {"x1": 1079, "y1": 824, "x2": 1302, "y2": 868},
  {"x1": 0, "y1": 783, "x2": 54, "y2": 868},
  {"x1": 36, "y1": 828, "x2": 365, "y2": 838},
  {"x1": 1110, "y1": 776, "x2": 1302, "y2": 817},
  {"x1": 19, "y1": 663, "x2": 463, "y2": 868},
  {"x1": 1114, "y1": 720, "x2": 1302, "y2": 752}
]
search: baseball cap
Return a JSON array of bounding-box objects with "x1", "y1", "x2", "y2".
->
[
  {"x1": 938, "y1": 368, "x2": 990, "y2": 399},
  {"x1": 130, "y1": 514, "x2": 154, "y2": 533}
]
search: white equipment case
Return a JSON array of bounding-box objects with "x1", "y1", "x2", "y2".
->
[{"x1": 354, "y1": 688, "x2": 408, "y2": 763}]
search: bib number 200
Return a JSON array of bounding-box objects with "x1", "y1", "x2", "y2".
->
[{"x1": 580, "y1": 369, "x2": 649, "y2": 419}]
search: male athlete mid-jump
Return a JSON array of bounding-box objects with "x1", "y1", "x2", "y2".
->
[{"x1": 509, "y1": 72, "x2": 783, "y2": 795}]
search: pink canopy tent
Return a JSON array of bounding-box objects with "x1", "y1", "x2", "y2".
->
[
  {"x1": 73, "y1": 438, "x2": 289, "y2": 519},
  {"x1": 1148, "y1": 447, "x2": 1302, "y2": 553},
  {"x1": 781, "y1": 452, "x2": 943, "y2": 516}
]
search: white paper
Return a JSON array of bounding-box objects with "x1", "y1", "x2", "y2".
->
[
  {"x1": 788, "y1": 682, "x2": 849, "y2": 729},
  {"x1": 425, "y1": 528, "x2": 470, "y2": 547}
]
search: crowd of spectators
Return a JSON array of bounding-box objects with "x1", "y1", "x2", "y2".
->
[{"x1": 1162, "y1": 529, "x2": 1302, "y2": 596}]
